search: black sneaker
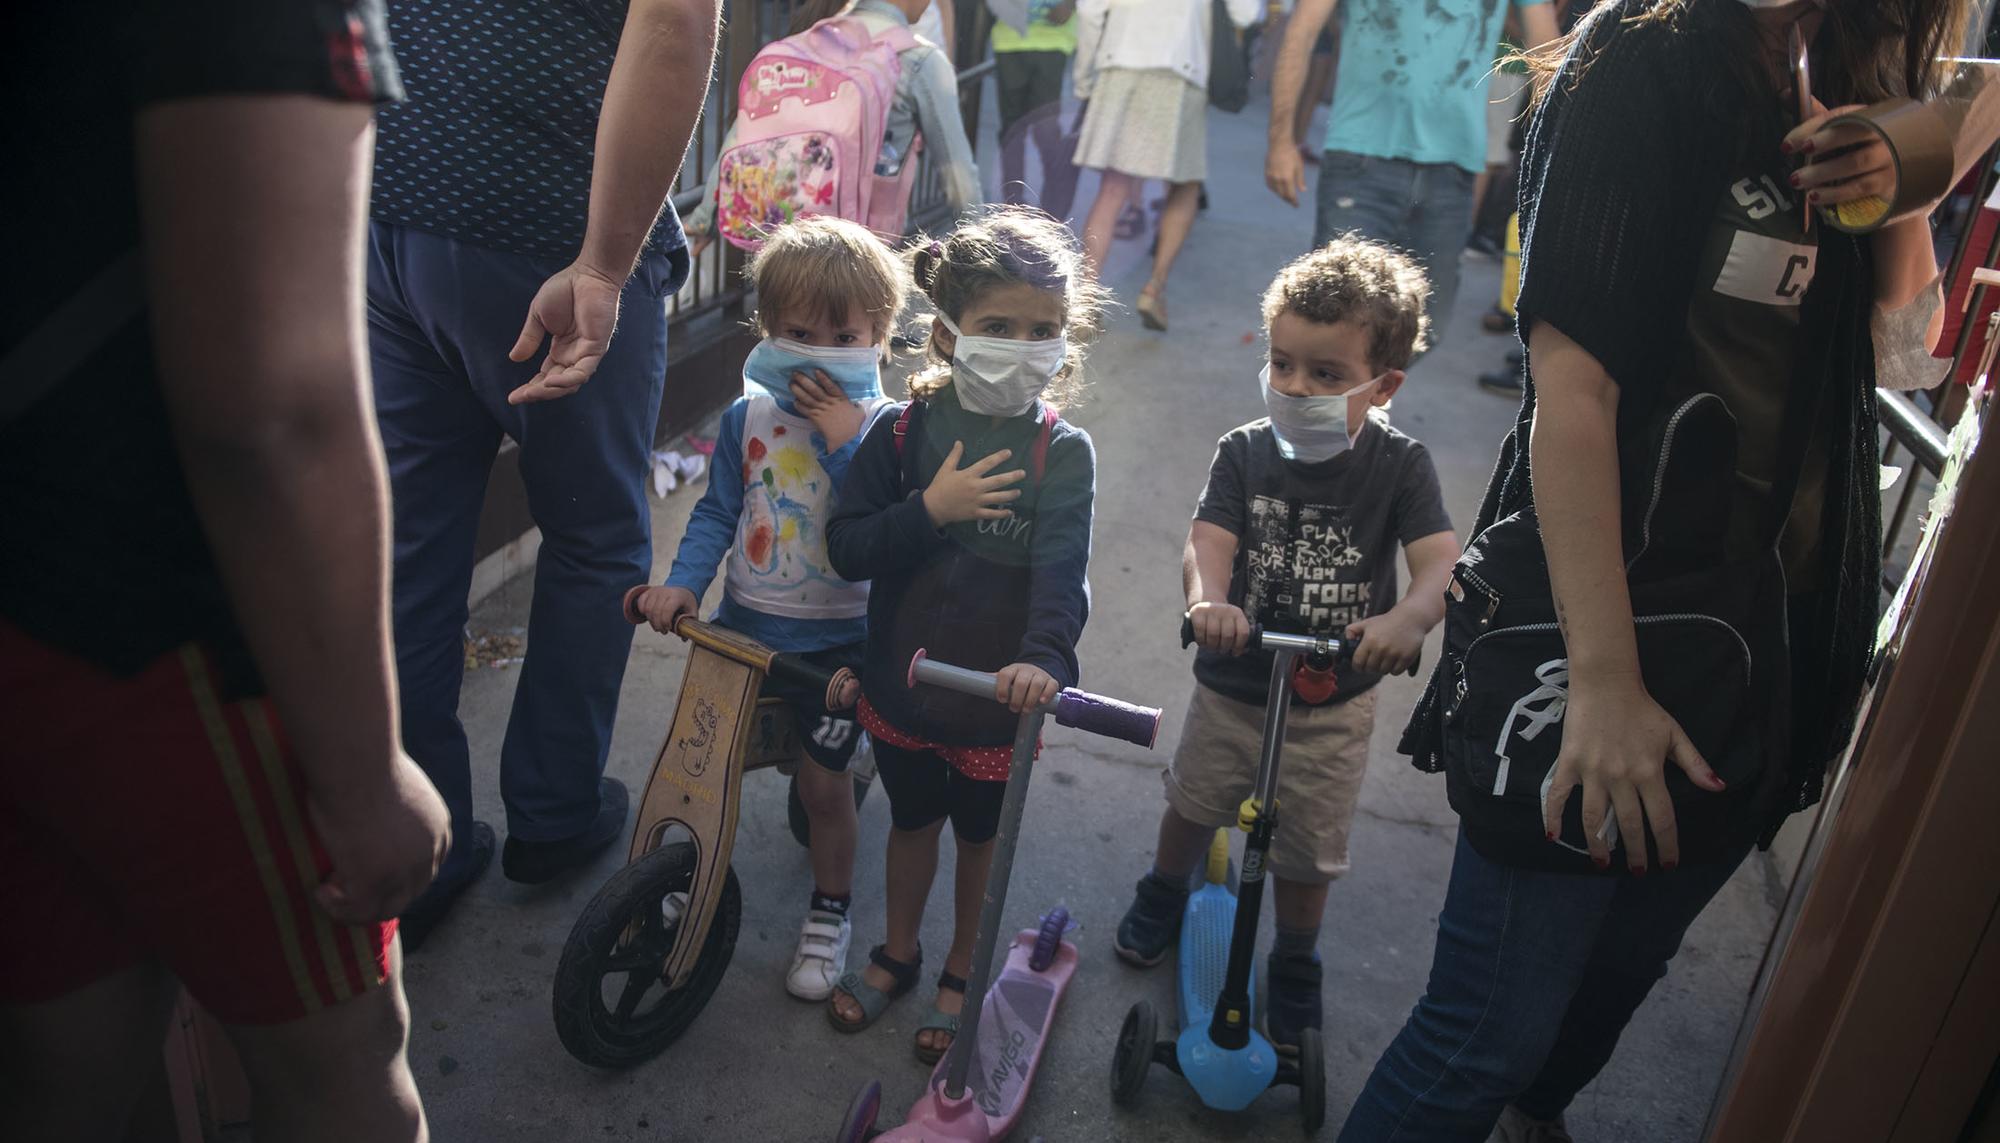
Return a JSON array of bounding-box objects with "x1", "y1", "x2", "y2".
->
[
  {"x1": 399, "y1": 820, "x2": 495, "y2": 954},
  {"x1": 1265, "y1": 950, "x2": 1324, "y2": 1053},
  {"x1": 1113, "y1": 872, "x2": 1190, "y2": 967},
  {"x1": 501, "y1": 777, "x2": 630, "y2": 885},
  {"x1": 1478, "y1": 368, "x2": 1524, "y2": 397}
]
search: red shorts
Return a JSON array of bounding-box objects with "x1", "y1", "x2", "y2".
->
[{"x1": 0, "y1": 621, "x2": 394, "y2": 1025}]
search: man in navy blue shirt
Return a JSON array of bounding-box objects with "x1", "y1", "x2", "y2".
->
[{"x1": 368, "y1": 0, "x2": 720, "y2": 948}]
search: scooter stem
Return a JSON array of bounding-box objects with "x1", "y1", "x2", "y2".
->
[
  {"x1": 1209, "y1": 647, "x2": 1299, "y2": 1051},
  {"x1": 942, "y1": 705, "x2": 1045, "y2": 1102}
]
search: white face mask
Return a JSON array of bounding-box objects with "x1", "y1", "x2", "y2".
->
[
  {"x1": 938, "y1": 314, "x2": 1068, "y2": 417},
  {"x1": 1260, "y1": 363, "x2": 1380, "y2": 463}
]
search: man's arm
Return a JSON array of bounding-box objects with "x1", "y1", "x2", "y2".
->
[
  {"x1": 510, "y1": 0, "x2": 724, "y2": 404},
  {"x1": 136, "y1": 95, "x2": 447, "y2": 924},
  {"x1": 1265, "y1": 0, "x2": 1338, "y2": 206}
]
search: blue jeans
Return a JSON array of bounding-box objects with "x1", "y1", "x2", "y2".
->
[
  {"x1": 1313, "y1": 152, "x2": 1479, "y2": 343},
  {"x1": 366, "y1": 223, "x2": 677, "y2": 880},
  {"x1": 1338, "y1": 830, "x2": 1753, "y2": 1141}
]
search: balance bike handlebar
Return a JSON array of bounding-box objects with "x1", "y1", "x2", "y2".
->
[
  {"x1": 1178, "y1": 614, "x2": 1419, "y2": 676},
  {"x1": 622, "y1": 585, "x2": 857, "y2": 712},
  {"x1": 906, "y1": 650, "x2": 1162, "y2": 750}
]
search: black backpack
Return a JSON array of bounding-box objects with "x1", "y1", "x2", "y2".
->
[{"x1": 1207, "y1": 0, "x2": 1251, "y2": 113}]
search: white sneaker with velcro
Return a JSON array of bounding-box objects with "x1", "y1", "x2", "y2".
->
[{"x1": 786, "y1": 908, "x2": 852, "y2": 1001}]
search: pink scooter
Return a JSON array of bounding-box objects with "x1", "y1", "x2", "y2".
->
[{"x1": 835, "y1": 651, "x2": 1163, "y2": 1142}]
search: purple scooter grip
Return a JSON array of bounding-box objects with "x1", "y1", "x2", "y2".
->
[{"x1": 1052, "y1": 689, "x2": 1161, "y2": 749}]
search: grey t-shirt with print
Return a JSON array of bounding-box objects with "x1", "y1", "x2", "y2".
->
[{"x1": 1192, "y1": 417, "x2": 1453, "y2": 707}]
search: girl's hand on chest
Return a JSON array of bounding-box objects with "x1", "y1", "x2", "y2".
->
[{"x1": 921, "y1": 439, "x2": 1028, "y2": 528}]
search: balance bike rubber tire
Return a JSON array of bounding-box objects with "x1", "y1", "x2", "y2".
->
[
  {"x1": 552, "y1": 842, "x2": 741, "y2": 1068},
  {"x1": 787, "y1": 766, "x2": 874, "y2": 848},
  {"x1": 1111, "y1": 999, "x2": 1157, "y2": 1106},
  {"x1": 835, "y1": 1080, "x2": 881, "y2": 1143},
  {"x1": 1298, "y1": 1027, "x2": 1326, "y2": 1134}
]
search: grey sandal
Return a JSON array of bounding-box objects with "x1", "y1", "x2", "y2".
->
[
  {"x1": 914, "y1": 970, "x2": 969, "y2": 1065},
  {"x1": 827, "y1": 944, "x2": 921, "y2": 1033}
]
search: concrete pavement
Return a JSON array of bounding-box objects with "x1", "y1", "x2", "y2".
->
[{"x1": 401, "y1": 91, "x2": 1794, "y2": 1143}]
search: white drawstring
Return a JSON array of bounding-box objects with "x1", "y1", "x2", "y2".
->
[{"x1": 1491, "y1": 658, "x2": 1570, "y2": 796}]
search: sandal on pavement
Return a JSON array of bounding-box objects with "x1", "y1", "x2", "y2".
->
[
  {"x1": 1136, "y1": 284, "x2": 1168, "y2": 332},
  {"x1": 827, "y1": 944, "x2": 921, "y2": 1033},
  {"x1": 913, "y1": 970, "x2": 969, "y2": 1065},
  {"x1": 786, "y1": 908, "x2": 852, "y2": 1001}
]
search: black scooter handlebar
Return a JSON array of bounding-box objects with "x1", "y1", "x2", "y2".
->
[{"x1": 1178, "y1": 613, "x2": 1419, "y2": 676}]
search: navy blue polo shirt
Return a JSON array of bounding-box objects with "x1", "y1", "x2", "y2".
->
[{"x1": 372, "y1": 0, "x2": 689, "y2": 262}]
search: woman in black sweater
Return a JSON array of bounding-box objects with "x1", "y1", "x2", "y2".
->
[{"x1": 1343, "y1": 1, "x2": 1972, "y2": 1139}]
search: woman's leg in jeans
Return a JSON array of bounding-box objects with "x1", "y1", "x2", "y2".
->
[
  {"x1": 1512, "y1": 838, "x2": 1756, "y2": 1121},
  {"x1": 1338, "y1": 831, "x2": 1619, "y2": 1143},
  {"x1": 1082, "y1": 169, "x2": 1137, "y2": 276}
]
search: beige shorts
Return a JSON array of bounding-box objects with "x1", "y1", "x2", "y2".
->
[{"x1": 1163, "y1": 683, "x2": 1377, "y2": 884}]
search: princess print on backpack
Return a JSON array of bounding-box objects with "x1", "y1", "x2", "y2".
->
[{"x1": 690, "y1": 0, "x2": 983, "y2": 253}]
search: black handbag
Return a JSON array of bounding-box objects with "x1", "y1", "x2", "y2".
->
[
  {"x1": 1207, "y1": 0, "x2": 1251, "y2": 113},
  {"x1": 1436, "y1": 385, "x2": 1816, "y2": 872}
]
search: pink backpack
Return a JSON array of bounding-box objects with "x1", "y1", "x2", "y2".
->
[{"x1": 715, "y1": 15, "x2": 925, "y2": 251}]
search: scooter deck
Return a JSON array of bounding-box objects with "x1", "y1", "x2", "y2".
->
[
  {"x1": 1174, "y1": 872, "x2": 1278, "y2": 1111},
  {"x1": 884, "y1": 929, "x2": 1079, "y2": 1140}
]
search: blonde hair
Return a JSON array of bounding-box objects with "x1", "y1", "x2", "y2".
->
[
  {"x1": 1261, "y1": 236, "x2": 1431, "y2": 372},
  {"x1": 747, "y1": 216, "x2": 912, "y2": 343},
  {"x1": 906, "y1": 206, "x2": 1111, "y2": 408}
]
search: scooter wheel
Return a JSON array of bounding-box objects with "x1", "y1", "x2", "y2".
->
[
  {"x1": 1298, "y1": 1027, "x2": 1326, "y2": 1134},
  {"x1": 1029, "y1": 905, "x2": 1069, "y2": 972},
  {"x1": 1111, "y1": 1000, "x2": 1157, "y2": 1106},
  {"x1": 836, "y1": 1080, "x2": 881, "y2": 1143},
  {"x1": 787, "y1": 765, "x2": 874, "y2": 848},
  {"x1": 553, "y1": 843, "x2": 741, "y2": 1069}
]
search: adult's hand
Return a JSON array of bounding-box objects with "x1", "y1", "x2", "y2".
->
[
  {"x1": 1540, "y1": 675, "x2": 1725, "y2": 872},
  {"x1": 508, "y1": 260, "x2": 625, "y2": 404},
  {"x1": 1266, "y1": 142, "x2": 1308, "y2": 206},
  {"x1": 1787, "y1": 100, "x2": 1894, "y2": 209},
  {"x1": 310, "y1": 752, "x2": 451, "y2": 924}
]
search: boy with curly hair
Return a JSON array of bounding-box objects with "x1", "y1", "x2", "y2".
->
[{"x1": 1114, "y1": 236, "x2": 1460, "y2": 1051}]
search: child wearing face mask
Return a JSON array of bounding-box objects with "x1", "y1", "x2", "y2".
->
[
  {"x1": 631, "y1": 217, "x2": 911, "y2": 1003},
  {"x1": 1112, "y1": 238, "x2": 1460, "y2": 1053},
  {"x1": 823, "y1": 207, "x2": 1106, "y2": 1063}
]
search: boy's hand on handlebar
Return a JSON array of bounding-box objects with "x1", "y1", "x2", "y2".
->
[
  {"x1": 921, "y1": 440, "x2": 1025, "y2": 528},
  {"x1": 790, "y1": 369, "x2": 867, "y2": 452},
  {"x1": 1188, "y1": 601, "x2": 1252, "y2": 655},
  {"x1": 1542, "y1": 675, "x2": 1726, "y2": 873},
  {"x1": 995, "y1": 662, "x2": 1060, "y2": 714},
  {"x1": 1346, "y1": 612, "x2": 1424, "y2": 675},
  {"x1": 633, "y1": 585, "x2": 699, "y2": 634}
]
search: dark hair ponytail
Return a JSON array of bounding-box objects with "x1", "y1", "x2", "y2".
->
[{"x1": 788, "y1": 0, "x2": 854, "y2": 36}]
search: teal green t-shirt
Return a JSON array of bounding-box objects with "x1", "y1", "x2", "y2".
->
[{"x1": 1324, "y1": 0, "x2": 1536, "y2": 173}]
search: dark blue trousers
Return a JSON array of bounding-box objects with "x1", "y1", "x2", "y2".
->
[
  {"x1": 366, "y1": 223, "x2": 675, "y2": 881},
  {"x1": 1338, "y1": 830, "x2": 1752, "y2": 1141}
]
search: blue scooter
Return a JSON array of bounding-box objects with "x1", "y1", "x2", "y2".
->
[{"x1": 1111, "y1": 619, "x2": 1382, "y2": 1133}]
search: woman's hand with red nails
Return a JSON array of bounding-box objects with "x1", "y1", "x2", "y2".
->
[{"x1": 1785, "y1": 99, "x2": 1896, "y2": 208}]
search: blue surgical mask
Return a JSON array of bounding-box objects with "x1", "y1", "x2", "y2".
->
[
  {"x1": 1260, "y1": 363, "x2": 1381, "y2": 463},
  {"x1": 743, "y1": 337, "x2": 883, "y2": 412}
]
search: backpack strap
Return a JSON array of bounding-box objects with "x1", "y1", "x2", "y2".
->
[
  {"x1": 892, "y1": 400, "x2": 921, "y2": 493},
  {"x1": 1032, "y1": 404, "x2": 1056, "y2": 483}
]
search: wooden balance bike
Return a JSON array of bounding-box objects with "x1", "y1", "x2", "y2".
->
[{"x1": 552, "y1": 588, "x2": 861, "y2": 1068}]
